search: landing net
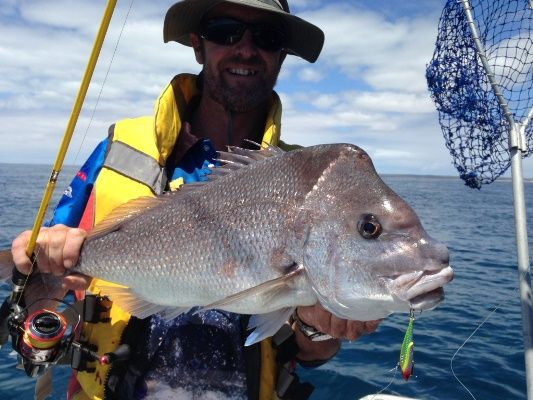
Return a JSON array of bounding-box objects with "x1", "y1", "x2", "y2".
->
[{"x1": 426, "y1": 0, "x2": 533, "y2": 189}]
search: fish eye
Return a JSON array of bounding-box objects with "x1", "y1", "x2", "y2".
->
[{"x1": 358, "y1": 214, "x2": 382, "y2": 239}]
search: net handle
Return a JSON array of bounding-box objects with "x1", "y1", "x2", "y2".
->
[{"x1": 460, "y1": 2, "x2": 533, "y2": 399}]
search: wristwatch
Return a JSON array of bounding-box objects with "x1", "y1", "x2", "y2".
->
[{"x1": 292, "y1": 310, "x2": 334, "y2": 342}]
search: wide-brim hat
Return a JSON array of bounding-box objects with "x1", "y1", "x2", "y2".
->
[{"x1": 164, "y1": 0, "x2": 324, "y2": 63}]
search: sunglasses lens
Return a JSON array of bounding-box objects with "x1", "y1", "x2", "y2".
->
[
  {"x1": 252, "y1": 25, "x2": 285, "y2": 52},
  {"x1": 202, "y1": 19, "x2": 246, "y2": 46},
  {"x1": 202, "y1": 18, "x2": 285, "y2": 52}
]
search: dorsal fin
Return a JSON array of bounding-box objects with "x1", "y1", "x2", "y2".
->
[
  {"x1": 180, "y1": 145, "x2": 285, "y2": 192},
  {"x1": 87, "y1": 145, "x2": 285, "y2": 239},
  {"x1": 215, "y1": 144, "x2": 283, "y2": 173},
  {"x1": 220, "y1": 143, "x2": 283, "y2": 163},
  {"x1": 87, "y1": 195, "x2": 169, "y2": 240}
]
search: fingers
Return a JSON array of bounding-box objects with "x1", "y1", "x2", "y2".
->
[
  {"x1": 35, "y1": 225, "x2": 85, "y2": 276},
  {"x1": 330, "y1": 315, "x2": 348, "y2": 339},
  {"x1": 345, "y1": 319, "x2": 381, "y2": 341},
  {"x1": 11, "y1": 230, "x2": 34, "y2": 274},
  {"x1": 62, "y1": 274, "x2": 92, "y2": 291},
  {"x1": 39, "y1": 227, "x2": 62, "y2": 275},
  {"x1": 296, "y1": 303, "x2": 382, "y2": 341},
  {"x1": 62, "y1": 228, "x2": 87, "y2": 270},
  {"x1": 11, "y1": 225, "x2": 87, "y2": 277}
]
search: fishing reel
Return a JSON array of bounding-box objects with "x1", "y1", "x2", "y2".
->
[
  {"x1": 10, "y1": 307, "x2": 70, "y2": 377},
  {"x1": 0, "y1": 269, "x2": 130, "y2": 378}
]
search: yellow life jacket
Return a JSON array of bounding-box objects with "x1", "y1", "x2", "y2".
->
[{"x1": 70, "y1": 73, "x2": 282, "y2": 400}]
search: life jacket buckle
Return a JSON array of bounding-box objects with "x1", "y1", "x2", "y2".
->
[
  {"x1": 82, "y1": 294, "x2": 112, "y2": 323},
  {"x1": 69, "y1": 341, "x2": 98, "y2": 372}
]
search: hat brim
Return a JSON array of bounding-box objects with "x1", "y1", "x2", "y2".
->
[{"x1": 163, "y1": 0, "x2": 324, "y2": 63}]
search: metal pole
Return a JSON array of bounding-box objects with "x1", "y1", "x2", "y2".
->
[
  {"x1": 511, "y1": 144, "x2": 533, "y2": 400},
  {"x1": 459, "y1": 1, "x2": 533, "y2": 398}
]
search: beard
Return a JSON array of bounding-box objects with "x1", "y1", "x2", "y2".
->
[{"x1": 202, "y1": 55, "x2": 281, "y2": 112}]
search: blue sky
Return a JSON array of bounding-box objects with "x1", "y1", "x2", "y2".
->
[{"x1": 1, "y1": 0, "x2": 532, "y2": 180}]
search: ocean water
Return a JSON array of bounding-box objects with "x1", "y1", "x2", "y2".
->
[{"x1": 0, "y1": 163, "x2": 531, "y2": 400}]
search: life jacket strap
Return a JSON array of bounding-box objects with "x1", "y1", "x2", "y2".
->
[
  {"x1": 103, "y1": 316, "x2": 153, "y2": 400},
  {"x1": 62, "y1": 295, "x2": 114, "y2": 373},
  {"x1": 271, "y1": 324, "x2": 314, "y2": 400},
  {"x1": 104, "y1": 140, "x2": 168, "y2": 195},
  {"x1": 272, "y1": 323, "x2": 298, "y2": 364}
]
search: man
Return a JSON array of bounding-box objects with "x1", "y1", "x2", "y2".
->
[{"x1": 11, "y1": 1, "x2": 380, "y2": 399}]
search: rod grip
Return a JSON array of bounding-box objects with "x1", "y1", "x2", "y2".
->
[
  {"x1": 0, "y1": 297, "x2": 11, "y2": 346},
  {"x1": 0, "y1": 267, "x2": 29, "y2": 346},
  {"x1": 11, "y1": 267, "x2": 29, "y2": 288}
]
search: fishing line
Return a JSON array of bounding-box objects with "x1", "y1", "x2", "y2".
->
[
  {"x1": 367, "y1": 311, "x2": 418, "y2": 399},
  {"x1": 22, "y1": 0, "x2": 136, "y2": 301},
  {"x1": 368, "y1": 365, "x2": 399, "y2": 400},
  {"x1": 71, "y1": 0, "x2": 136, "y2": 165},
  {"x1": 450, "y1": 293, "x2": 516, "y2": 400}
]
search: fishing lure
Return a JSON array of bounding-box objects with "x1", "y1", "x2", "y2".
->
[{"x1": 399, "y1": 309, "x2": 415, "y2": 381}]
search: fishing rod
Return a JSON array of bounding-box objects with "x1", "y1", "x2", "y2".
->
[
  {"x1": 0, "y1": 0, "x2": 118, "y2": 376},
  {"x1": 27, "y1": 0, "x2": 117, "y2": 273}
]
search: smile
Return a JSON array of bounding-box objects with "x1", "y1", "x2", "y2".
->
[{"x1": 228, "y1": 68, "x2": 257, "y2": 76}]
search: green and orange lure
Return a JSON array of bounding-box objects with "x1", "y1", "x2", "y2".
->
[{"x1": 399, "y1": 309, "x2": 415, "y2": 381}]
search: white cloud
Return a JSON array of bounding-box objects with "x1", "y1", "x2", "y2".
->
[
  {"x1": 298, "y1": 90, "x2": 436, "y2": 114},
  {"x1": 291, "y1": 2, "x2": 442, "y2": 93},
  {"x1": 20, "y1": 0, "x2": 103, "y2": 31},
  {"x1": 0, "y1": 0, "x2": 198, "y2": 164},
  {"x1": 298, "y1": 67, "x2": 324, "y2": 82},
  {"x1": 1, "y1": 0, "x2": 532, "y2": 181}
]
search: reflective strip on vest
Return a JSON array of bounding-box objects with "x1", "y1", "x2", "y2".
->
[{"x1": 104, "y1": 140, "x2": 167, "y2": 195}]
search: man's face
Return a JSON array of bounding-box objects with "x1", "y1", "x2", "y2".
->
[{"x1": 190, "y1": 3, "x2": 287, "y2": 112}]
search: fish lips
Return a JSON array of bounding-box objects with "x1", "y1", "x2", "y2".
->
[
  {"x1": 409, "y1": 287, "x2": 445, "y2": 311},
  {"x1": 385, "y1": 266, "x2": 454, "y2": 310}
]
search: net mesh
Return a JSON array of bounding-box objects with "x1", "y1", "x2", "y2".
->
[{"x1": 426, "y1": 0, "x2": 533, "y2": 189}]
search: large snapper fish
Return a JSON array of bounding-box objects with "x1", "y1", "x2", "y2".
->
[{"x1": 0, "y1": 144, "x2": 453, "y2": 344}]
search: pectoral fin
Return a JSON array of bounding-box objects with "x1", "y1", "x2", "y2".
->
[
  {"x1": 24, "y1": 272, "x2": 67, "y2": 311},
  {"x1": 0, "y1": 249, "x2": 13, "y2": 281},
  {"x1": 245, "y1": 307, "x2": 295, "y2": 346},
  {"x1": 0, "y1": 251, "x2": 66, "y2": 312},
  {"x1": 96, "y1": 283, "x2": 189, "y2": 320},
  {"x1": 199, "y1": 264, "x2": 303, "y2": 312},
  {"x1": 34, "y1": 367, "x2": 52, "y2": 400}
]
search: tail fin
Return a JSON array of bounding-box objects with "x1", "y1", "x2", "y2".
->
[{"x1": 0, "y1": 250, "x2": 13, "y2": 281}]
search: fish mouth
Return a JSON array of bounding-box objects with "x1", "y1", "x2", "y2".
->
[
  {"x1": 409, "y1": 287, "x2": 445, "y2": 311},
  {"x1": 385, "y1": 266, "x2": 454, "y2": 307}
]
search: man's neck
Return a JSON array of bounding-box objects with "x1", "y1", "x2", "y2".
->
[{"x1": 191, "y1": 94, "x2": 269, "y2": 151}]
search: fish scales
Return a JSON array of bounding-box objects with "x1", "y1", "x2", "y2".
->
[
  {"x1": 76, "y1": 145, "x2": 346, "y2": 312},
  {"x1": 0, "y1": 143, "x2": 453, "y2": 344}
]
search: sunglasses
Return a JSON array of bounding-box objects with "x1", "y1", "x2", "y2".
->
[{"x1": 200, "y1": 18, "x2": 286, "y2": 52}]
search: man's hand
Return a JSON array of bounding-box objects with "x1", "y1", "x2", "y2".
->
[
  {"x1": 297, "y1": 303, "x2": 381, "y2": 341},
  {"x1": 293, "y1": 303, "x2": 381, "y2": 363},
  {"x1": 11, "y1": 224, "x2": 91, "y2": 291}
]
